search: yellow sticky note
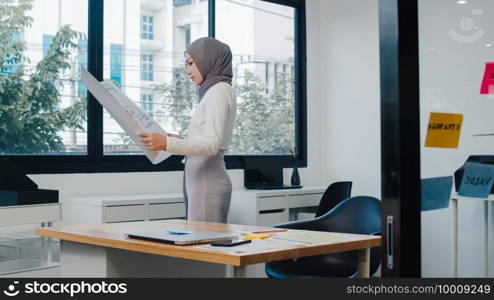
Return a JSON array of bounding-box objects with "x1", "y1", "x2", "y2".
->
[
  {"x1": 242, "y1": 234, "x2": 272, "y2": 240},
  {"x1": 425, "y1": 113, "x2": 463, "y2": 148}
]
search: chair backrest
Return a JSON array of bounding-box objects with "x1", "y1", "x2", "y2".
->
[
  {"x1": 315, "y1": 181, "x2": 352, "y2": 217},
  {"x1": 270, "y1": 196, "x2": 381, "y2": 277}
]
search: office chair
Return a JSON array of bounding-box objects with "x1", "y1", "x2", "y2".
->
[
  {"x1": 265, "y1": 196, "x2": 381, "y2": 278},
  {"x1": 315, "y1": 181, "x2": 353, "y2": 217}
]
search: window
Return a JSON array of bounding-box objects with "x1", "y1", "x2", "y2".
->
[
  {"x1": 141, "y1": 93, "x2": 154, "y2": 116},
  {"x1": 2, "y1": 0, "x2": 306, "y2": 173},
  {"x1": 0, "y1": 0, "x2": 88, "y2": 156},
  {"x1": 1, "y1": 31, "x2": 21, "y2": 74},
  {"x1": 185, "y1": 24, "x2": 191, "y2": 48},
  {"x1": 42, "y1": 34, "x2": 54, "y2": 57},
  {"x1": 141, "y1": 15, "x2": 154, "y2": 40},
  {"x1": 216, "y1": 0, "x2": 297, "y2": 156},
  {"x1": 173, "y1": 0, "x2": 193, "y2": 8},
  {"x1": 140, "y1": 54, "x2": 154, "y2": 81},
  {"x1": 77, "y1": 39, "x2": 88, "y2": 98},
  {"x1": 110, "y1": 44, "x2": 122, "y2": 86}
]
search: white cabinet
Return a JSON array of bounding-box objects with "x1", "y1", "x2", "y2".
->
[
  {"x1": 63, "y1": 187, "x2": 325, "y2": 227},
  {"x1": 228, "y1": 187, "x2": 325, "y2": 226},
  {"x1": 63, "y1": 194, "x2": 185, "y2": 225},
  {"x1": 104, "y1": 205, "x2": 147, "y2": 223}
]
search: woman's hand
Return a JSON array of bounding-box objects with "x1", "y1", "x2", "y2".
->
[{"x1": 139, "y1": 132, "x2": 167, "y2": 151}]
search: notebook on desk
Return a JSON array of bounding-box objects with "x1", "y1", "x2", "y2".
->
[
  {"x1": 126, "y1": 230, "x2": 237, "y2": 245},
  {"x1": 244, "y1": 157, "x2": 302, "y2": 190}
]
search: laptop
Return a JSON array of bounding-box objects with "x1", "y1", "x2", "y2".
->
[
  {"x1": 126, "y1": 230, "x2": 238, "y2": 245},
  {"x1": 244, "y1": 156, "x2": 302, "y2": 190}
]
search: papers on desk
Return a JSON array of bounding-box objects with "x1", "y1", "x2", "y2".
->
[
  {"x1": 80, "y1": 66, "x2": 171, "y2": 164},
  {"x1": 201, "y1": 231, "x2": 357, "y2": 254}
]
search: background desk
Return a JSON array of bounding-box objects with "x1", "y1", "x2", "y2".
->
[
  {"x1": 35, "y1": 219, "x2": 380, "y2": 278},
  {"x1": 0, "y1": 204, "x2": 60, "y2": 275}
]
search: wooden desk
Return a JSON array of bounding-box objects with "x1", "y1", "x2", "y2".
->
[{"x1": 35, "y1": 219, "x2": 380, "y2": 278}]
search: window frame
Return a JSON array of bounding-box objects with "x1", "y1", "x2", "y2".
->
[
  {"x1": 141, "y1": 15, "x2": 154, "y2": 40},
  {"x1": 140, "y1": 53, "x2": 154, "y2": 81},
  {"x1": 3, "y1": 0, "x2": 307, "y2": 174}
]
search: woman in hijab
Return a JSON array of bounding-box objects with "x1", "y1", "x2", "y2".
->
[{"x1": 139, "y1": 37, "x2": 236, "y2": 223}]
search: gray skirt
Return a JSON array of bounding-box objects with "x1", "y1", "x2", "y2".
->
[{"x1": 183, "y1": 150, "x2": 232, "y2": 223}]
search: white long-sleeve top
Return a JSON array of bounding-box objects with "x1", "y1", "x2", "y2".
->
[{"x1": 166, "y1": 82, "x2": 236, "y2": 157}]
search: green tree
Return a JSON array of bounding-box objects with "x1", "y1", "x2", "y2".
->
[
  {"x1": 231, "y1": 70, "x2": 295, "y2": 154},
  {"x1": 153, "y1": 67, "x2": 295, "y2": 155},
  {"x1": 0, "y1": 0, "x2": 86, "y2": 154},
  {"x1": 153, "y1": 66, "x2": 196, "y2": 136}
]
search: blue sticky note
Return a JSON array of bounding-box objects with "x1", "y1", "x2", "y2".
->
[
  {"x1": 421, "y1": 176, "x2": 453, "y2": 211},
  {"x1": 166, "y1": 230, "x2": 194, "y2": 235},
  {"x1": 458, "y1": 162, "x2": 494, "y2": 198}
]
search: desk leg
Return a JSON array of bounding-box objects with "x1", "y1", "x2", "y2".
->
[
  {"x1": 45, "y1": 222, "x2": 53, "y2": 263},
  {"x1": 233, "y1": 266, "x2": 248, "y2": 278},
  {"x1": 358, "y1": 248, "x2": 370, "y2": 278},
  {"x1": 40, "y1": 222, "x2": 47, "y2": 262}
]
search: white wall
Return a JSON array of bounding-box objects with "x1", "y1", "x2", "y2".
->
[
  {"x1": 318, "y1": 0, "x2": 382, "y2": 198},
  {"x1": 419, "y1": 0, "x2": 494, "y2": 277},
  {"x1": 27, "y1": 0, "x2": 325, "y2": 212}
]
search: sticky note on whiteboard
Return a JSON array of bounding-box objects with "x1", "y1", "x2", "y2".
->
[
  {"x1": 458, "y1": 162, "x2": 494, "y2": 198},
  {"x1": 421, "y1": 176, "x2": 453, "y2": 211},
  {"x1": 425, "y1": 112, "x2": 463, "y2": 148},
  {"x1": 480, "y1": 62, "x2": 494, "y2": 94}
]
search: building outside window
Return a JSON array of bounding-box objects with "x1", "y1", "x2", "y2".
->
[{"x1": 216, "y1": 0, "x2": 296, "y2": 155}]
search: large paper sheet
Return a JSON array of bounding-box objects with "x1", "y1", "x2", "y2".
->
[{"x1": 80, "y1": 67, "x2": 171, "y2": 164}]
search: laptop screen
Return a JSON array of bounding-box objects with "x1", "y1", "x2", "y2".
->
[{"x1": 244, "y1": 157, "x2": 283, "y2": 187}]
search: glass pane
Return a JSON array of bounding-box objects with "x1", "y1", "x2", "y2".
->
[
  {"x1": 103, "y1": 0, "x2": 207, "y2": 155},
  {"x1": 216, "y1": 0, "x2": 296, "y2": 155},
  {"x1": 419, "y1": 0, "x2": 494, "y2": 277},
  {"x1": 0, "y1": 0, "x2": 88, "y2": 155}
]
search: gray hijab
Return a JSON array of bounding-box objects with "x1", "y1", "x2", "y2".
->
[{"x1": 185, "y1": 37, "x2": 233, "y2": 102}]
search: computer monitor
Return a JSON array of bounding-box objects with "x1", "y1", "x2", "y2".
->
[{"x1": 244, "y1": 156, "x2": 283, "y2": 189}]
